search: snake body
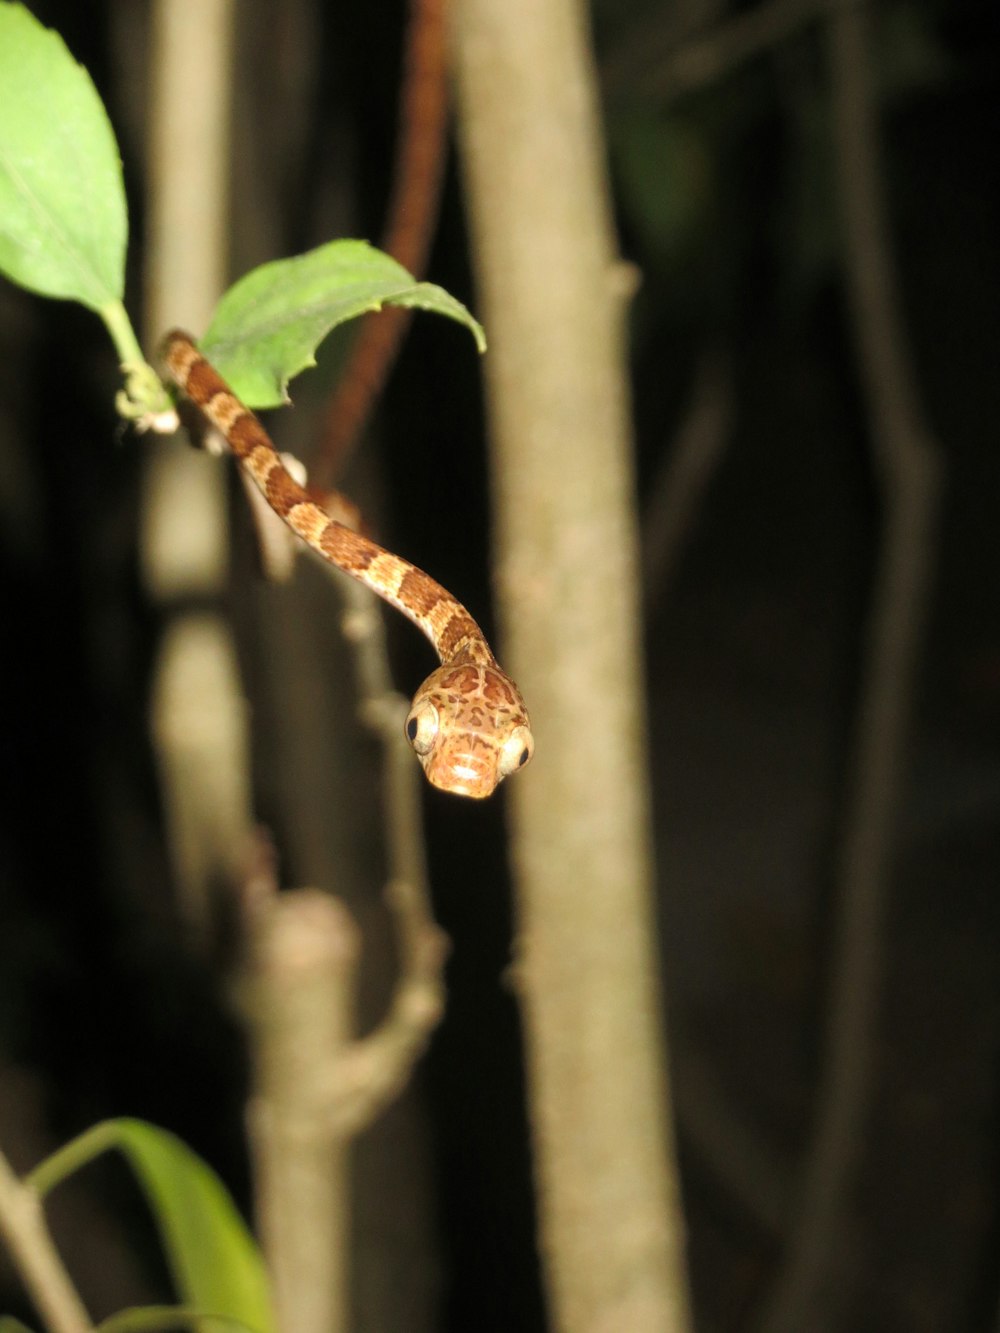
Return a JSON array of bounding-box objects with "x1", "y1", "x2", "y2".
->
[{"x1": 161, "y1": 330, "x2": 533, "y2": 799}]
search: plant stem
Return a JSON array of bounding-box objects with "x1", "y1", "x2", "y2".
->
[
  {"x1": 0, "y1": 1148, "x2": 95, "y2": 1333},
  {"x1": 99, "y1": 299, "x2": 146, "y2": 368},
  {"x1": 26, "y1": 1124, "x2": 119, "y2": 1199},
  {"x1": 99, "y1": 299, "x2": 176, "y2": 422}
]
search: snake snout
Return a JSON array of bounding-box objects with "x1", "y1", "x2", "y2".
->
[{"x1": 424, "y1": 748, "x2": 497, "y2": 799}]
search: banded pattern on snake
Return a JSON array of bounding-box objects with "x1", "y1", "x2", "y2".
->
[{"x1": 161, "y1": 330, "x2": 533, "y2": 799}]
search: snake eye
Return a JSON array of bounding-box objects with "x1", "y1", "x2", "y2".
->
[
  {"x1": 498, "y1": 725, "x2": 534, "y2": 780},
  {"x1": 405, "y1": 699, "x2": 439, "y2": 756}
]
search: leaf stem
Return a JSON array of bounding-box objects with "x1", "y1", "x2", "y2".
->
[
  {"x1": 99, "y1": 299, "x2": 146, "y2": 368},
  {"x1": 98, "y1": 300, "x2": 175, "y2": 423},
  {"x1": 26, "y1": 1124, "x2": 120, "y2": 1199}
]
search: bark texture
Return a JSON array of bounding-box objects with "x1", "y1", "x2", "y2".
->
[{"x1": 451, "y1": 2, "x2": 692, "y2": 1328}]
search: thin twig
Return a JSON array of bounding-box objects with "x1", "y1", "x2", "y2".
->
[
  {"x1": 313, "y1": 0, "x2": 451, "y2": 490},
  {"x1": 642, "y1": 345, "x2": 734, "y2": 609},
  {"x1": 333, "y1": 574, "x2": 449, "y2": 1131},
  {"x1": 0, "y1": 1149, "x2": 94, "y2": 1333},
  {"x1": 759, "y1": 4, "x2": 943, "y2": 1329},
  {"x1": 675, "y1": 1056, "x2": 788, "y2": 1234},
  {"x1": 603, "y1": 0, "x2": 835, "y2": 101},
  {"x1": 321, "y1": 877, "x2": 447, "y2": 1137}
]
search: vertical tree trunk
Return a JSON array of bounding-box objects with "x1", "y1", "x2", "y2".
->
[{"x1": 450, "y1": 2, "x2": 692, "y2": 1329}]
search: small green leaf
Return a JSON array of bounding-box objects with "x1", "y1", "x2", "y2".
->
[
  {"x1": 0, "y1": 3, "x2": 126, "y2": 309},
  {"x1": 199, "y1": 239, "x2": 486, "y2": 408},
  {"x1": 30, "y1": 1120, "x2": 274, "y2": 1333},
  {"x1": 0, "y1": 1318, "x2": 38, "y2": 1333}
]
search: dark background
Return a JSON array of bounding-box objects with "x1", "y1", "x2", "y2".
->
[{"x1": 0, "y1": 1, "x2": 997, "y2": 1330}]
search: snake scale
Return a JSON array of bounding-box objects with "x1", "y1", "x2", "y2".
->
[{"x1": 161, "y1": 330, "x2": 533, "y2": 799}]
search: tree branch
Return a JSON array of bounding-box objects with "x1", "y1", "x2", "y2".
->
[
  {"x1": 243, "y1": 880, "x2": 358, "y2": 1333},
  {"x1": 759, "y1": 4, "x2": 944, "y2": 1328},
  {"x1": 142, "y1": 0, "x2": 247, "y2": 940},
  {"x1": 450, "y1": 1, "x2": 692, "y2": 1327}
]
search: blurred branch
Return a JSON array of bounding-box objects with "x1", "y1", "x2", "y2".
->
[
  {"x1": 675, "y1": 1056, "x2": 788, "y2": 1234},
  {"x1": 312, "y1": 0, "x2": 450, "y2": 490},
  {"x1": 759, "y1": 5, "x2": 944, "y2": 1330},
  {"x1": 144, "y1": 0, "x2": 235, "y2": 334},
  {"x1": 242, "y1": 858, "x2": 445, "y2": 1333},
  {"x1": 244, "y1": 874, "x2": 358, "y2": 1333},
  {"x1": 142, "y1": 0, "x2": 247, "y2": 939},
  {"x1": 339, "y1": 575, "x2": 430, "y2": 894},
  {"x1": 451, "y1": 1, "x2": 692, "y2": 1328},
  {"x1": 338, "y1": 575, "x2": 448, "y2": 1136},
  {"x1": 604, "y1": 0, "x2": 834, "y2": 101},
  {"x1": 323, "y1": 876, "x2": 447, "y2": 1137},
  {"x1": 642, "y1": 346, "x2": 734, "y2": 609},
  {"x1": 0, "y1": 1149, "x2": 94, "y2": 1333},
  {"x1": 149, "y1": 616, "x2": 252, "y2": 934},
  {"x1": 241, "y1": 573, "x2": 445, "y2": 1333},
  {"x1": 142, "y1": 4, "x2": 443, "y2": 1326}
]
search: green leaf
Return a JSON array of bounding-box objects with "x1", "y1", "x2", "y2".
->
[
  {"x1": 0, "y1": 1319, "x2": 38, "y2": 1333},
  {"x1": 199, "y1": 239, "x2": 486, "y2": 408},
  {"x1": 30, "y1": 1120, "x2": 274, "y2": 1333},
  {"x1": 0, "y1": 3, "x2": 126, "y2": 309}
]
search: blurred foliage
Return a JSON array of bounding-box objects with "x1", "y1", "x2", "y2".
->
[{"x1": 601, "y1": 0, "x2": 957, "y2": 330}]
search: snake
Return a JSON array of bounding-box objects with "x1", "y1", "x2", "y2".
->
[{"x1": 160, "y1": 330, "x2": 533, "y2": 799}]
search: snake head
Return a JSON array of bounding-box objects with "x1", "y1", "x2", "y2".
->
[{"x1": 404, "y1": 662, "x2": 534, "y2": 799}]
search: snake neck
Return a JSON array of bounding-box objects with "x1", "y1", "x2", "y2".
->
[
  {"x1": 161, "y1": 330, "x2": 498, "y2": 670},
  {"x1": 448, "y1": 637, "x2": 498, "y2": 668}
]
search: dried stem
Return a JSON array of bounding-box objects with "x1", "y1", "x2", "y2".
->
[
  {"x1": 450, "y1": 1, "x2": 692, "y2": 1328},
  {"x1": 759, "y1": 4, "x2": 943, "y2": 1329},
  {"x1": 313, "y1": 0, "x2": 451, "y2": 489},
  {"x1": 0, "y1": 1149, "x2": 94, "y2": 1333}
]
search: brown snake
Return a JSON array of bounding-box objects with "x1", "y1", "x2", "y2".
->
[{"x1": 161, "y1": 330, "x2": 533, "y2": 799}]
